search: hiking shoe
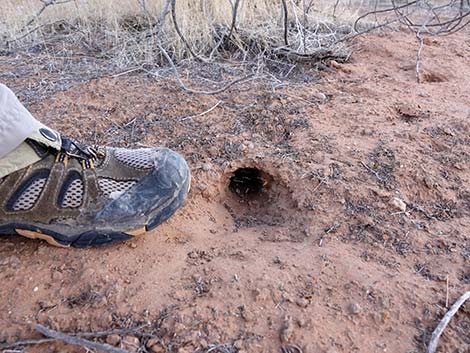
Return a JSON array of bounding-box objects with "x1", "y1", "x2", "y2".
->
[{"x1": 0, "y1": 134, "x2": 190, "y2": 247}]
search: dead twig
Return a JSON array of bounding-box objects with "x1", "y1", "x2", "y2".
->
[
  {"x1": 360, "y1": 161, "x2": 384, "y2": 182},
  {"x1": 75, "y1": 325, "x2": 149, "y2": 338},
  {"x1": 353, "y1": 1, "x2": 419, "y2": 33},
  {"x1": 272, "y1": 46, "x2": 349, "y2": 63},
  {"x1": 415, "y1": 29, "x2": 424, "y2": 83},
  {"x1": 180, "y1": 100, "x2": 222, "y2": 121},
  {"x1": 408, "y1": 203, "x2": 434, "y2": 220},
  {"x1": 170, "y1": 0, "x2": 207, "y2": 62},
  {"x1": 445, "y1": 275, "x2": 449, "y2": 308},
  {"x1": 153, "y1": 0, "x2": 257, "y2": 95},
  {"x1": 112, "y1": 65, "x2": 147, "y2": 78},
  {"x1": 35, "y1": 324, "x2": 133, "y2": 353},
  {"x1": 350, "y1": 0, "x2": 470, "y2": 84},
  {"x1": 209, "y1": 0, "x2": 241, "y2": 59},
  {"x1": 0, "y1": 338, "x2": 56, "y2": 350},
  {"x1": 7, "y1": 0, "x2": 74, "y2": 46},
  {"x1": 8, "y1": 19, "x2": 73, "y2": 45},
  {"x1": 281, "y1": 0, "x2": 289, "y2": 46},
  {"x1": 312, "y1": 178, "x2": 327, "y2": 194},
  {"x1": 428, "y1": 291, "x2": 470, "y2": 353},
  {"x1": 0, "y1": 325, "x2": 148, "y2": 351},
  {"x1": 157, "y1": 46, "x2": 256, "y2": 94},
  {"x1": 24, "y1": 0, "x2": 74, "y2": 29}
]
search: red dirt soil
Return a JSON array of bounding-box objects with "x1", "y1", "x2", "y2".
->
[{"x1": 0, "y1": 30, "x2": 469, "y2": 353}]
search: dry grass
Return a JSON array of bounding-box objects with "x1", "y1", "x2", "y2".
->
[
  {"x1": 0, "y1": 0, "x2": 370, "y2": 68},
  {"x1": 1, "y1": 1, "x2": 467, "y2": 70},
  {"x1": 1, "y1": 0, "x2": 467, "y2": 92}
]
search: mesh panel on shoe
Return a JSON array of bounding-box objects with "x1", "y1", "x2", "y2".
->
[
  {"x1": 114, "y1": 148, "x2": 154, "y2": 170},
  {"x1": 58, "y1": 171, "x2": 84, "y2": 208},
  {"x1": 63, "y1": 179, "x2": 84, "y2": 208},
  {"x1": 12, "y1": 179, "x2": 47, "y2": 211},
  {"x1": 98, "y1": 178, "x2": 137, "y2": 197},
  {"x1": 7, "y1": 170, "x2": 50, "y2": 212}
]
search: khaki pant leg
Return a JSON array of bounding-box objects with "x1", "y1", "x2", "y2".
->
[{"x1": 0, "y1": 83, "x2": 42, "y2": 159}]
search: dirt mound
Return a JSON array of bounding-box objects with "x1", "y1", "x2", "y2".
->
[{"x1": 0, "y1": 30, "x2": 469, "y2": 353}]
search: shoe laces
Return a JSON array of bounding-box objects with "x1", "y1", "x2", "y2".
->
[{"x1": 61, "y1": 137, "x2": 103, "y2": 161}]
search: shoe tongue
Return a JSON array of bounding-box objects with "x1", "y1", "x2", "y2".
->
[{"x1": 25, "y1": 139, "x2": 50, "y2": 158}]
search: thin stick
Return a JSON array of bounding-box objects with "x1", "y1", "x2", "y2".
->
[
  {"x1": 157, "y1": 45, "x2": 255, "y2": 94},
  {"x1": 170, "y1": 0, "x2": 206, "y2": 62},
  {"x1": 302, "y1": 0, "x2": 307, "y2": 53},
  {"x1": 428, "y1": 291, "x2": 470, "y2": 353},
  {"x1": 24, "y1": 0, "x2": 74, "y2": 28},
  {"x1": 415, "y1": 29, "x2": 424, "y2": 83},
  {"x1": 155, "y1": 0, "x2": 172, "y2": 39},
  {"x1": 360, "y1": 161, "x2": 384, "y2": 182},
  {"x1": 8, "y1": 0, "x2": 74, "y2": 46},
  {"x1": 154, "y1": 0, "x2": 256, "y2": 95},
  {"x1": 77, "y1": 324, "x2": 149, "y2": 338},
  {"x1": 9, "y1": 19, "x2": 73, "y2": 44},
  {"x1": 209, "y1": 0, "x2": 241, "y2": 59},
  {"x1": 281, "y1": 0, "x2": 289, "y2": 46},
  {"x1": 332, "y1": 0, "x2": 340, "y2": 17},
  {"x1": 180, "y1": 100, "x2": 222, "y2": 121},
  {"x1": 224, "y1": 0, "x2": 241, "y2": 46},
  {"x1": 35, "y1": 325, "x2": 133, "y2": 353},
  {"x1": 0, "y1": 325, "x2": 149, "y2": 350},
  {"x1": 312, "y1": 178, "x2": 327, "y2": 193},
  {"x1": 353, "y1": 1, "x2": 419, "y2": 32},
  {"x1": 445, "y1": 275, "x2": 449, "y2": 308},
  {"x1": 0, "y1": 338, "x2": 56, "y2": 349},
  {"x1": 112, "y1": 65, "x2": 146, "y2": 78}
]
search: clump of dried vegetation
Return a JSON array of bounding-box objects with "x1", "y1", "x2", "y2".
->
[
  {"x1": 0, "y1": 0, "x2": 468, "y2": 91},
  {"x1": 0, "y1": 0, "x2": 359, "y2": 64}
]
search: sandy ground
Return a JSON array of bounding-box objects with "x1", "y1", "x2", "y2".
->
[{"x1": 0, "y1": 30, "x2": 469, "y2": 353}]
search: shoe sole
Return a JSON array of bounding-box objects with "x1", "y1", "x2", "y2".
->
[{"x1": 0, "y1": 176, "x2": 190, "y2": 248}]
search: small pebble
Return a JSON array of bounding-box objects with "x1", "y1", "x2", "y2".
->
[
  {"x1": 423, "y1": 176, "x2": 434, "y2": 189},
  {"x1": 52, "y1": 271, "x2": 63, "y2": 281},
  {"x1": 106, "y1": 334, "x2": 121, "y2": 346},
  {"x1": 348, "y1": 303, "x2": 361, "y2": 315},
  {"x1": 234, "y1": 340, "x2": 243, "y2": 349},
  {"x1": 295, "y1": 298, "x2": 309, "y2": 308},
  {"x1": 389, "y1": 197, "x2": 406, "y2": 212},
  {"x1": 312, "y1": 92, "x2": 327, "y2": 102},
  {"x1": 121, "y1": 335, "x2": 140, "y2": 352}
]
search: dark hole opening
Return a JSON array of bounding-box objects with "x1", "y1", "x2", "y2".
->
[{"x1": 229, "y1": 168, "x2": 264, "y2": 199}]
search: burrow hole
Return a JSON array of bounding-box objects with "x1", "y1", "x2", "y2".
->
[
  {"x1": 225, "y1": 166, "x2": 293, "y2": 227},
  {"x1": 222, "y1": 165, "x2": 304, "y2": 237},
  {"x1": 228, "y1": 168, "x2": 271, "y2": 201}
]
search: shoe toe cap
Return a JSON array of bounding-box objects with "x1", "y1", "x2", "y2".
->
[{"x1": 96, "y1": 148, "x2": 190, "y2": 224}]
